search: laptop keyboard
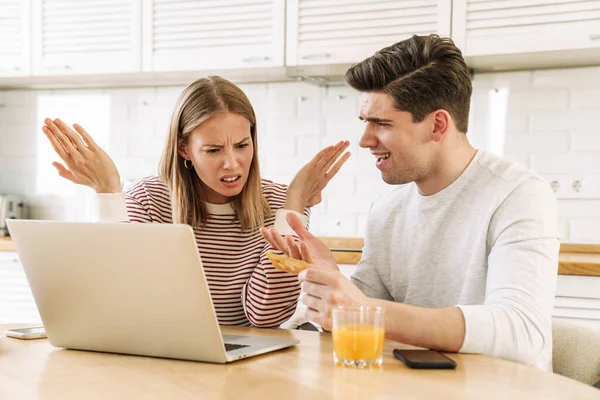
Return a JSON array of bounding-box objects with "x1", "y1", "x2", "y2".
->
[{"x1": 224, "y1": 343, "x2": 250, "y2": 352}]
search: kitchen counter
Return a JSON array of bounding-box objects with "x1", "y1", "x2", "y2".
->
[
  {"x1": 319, "y1": 238, "x2": 600, "y2": 278},
  {"x1": 556, "y1": 243, "x2": 600, "y2": 276},
  {"x1": 2, "y1": 237, "x2": 600, "y2": 276},
  {"x1": 0, "y1": 237, "x2": 15, "y2": 252}
]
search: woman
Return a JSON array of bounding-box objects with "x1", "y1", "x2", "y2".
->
[{"x1": 42, "y1": 76, "x2": 350, "y2": 328}]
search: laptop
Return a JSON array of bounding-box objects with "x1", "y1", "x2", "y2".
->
[{"x1": 6, "y1": 219, "x2": 299, "y2": 363}]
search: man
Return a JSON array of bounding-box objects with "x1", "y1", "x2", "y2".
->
[{"x1": 262, "y1": 34, "x2": 559, "y2": 371}]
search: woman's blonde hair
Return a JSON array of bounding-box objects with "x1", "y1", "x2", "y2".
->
[{"x1": 159, "y1": 76, "x2": 270, "y2": 230}]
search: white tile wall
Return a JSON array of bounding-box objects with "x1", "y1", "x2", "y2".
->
[
  {"x1": 472, "y1": 66, "x2": 600, "y2": 243},
  {"x1": 1, "y1": 65, "x2": 600, "y2": 240},
  {"x1": 0, "y1": 82, "x2": 386, "y2": 236}
]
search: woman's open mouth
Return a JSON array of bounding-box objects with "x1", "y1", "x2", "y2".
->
[{"x1": 220, "y1": 175, "x2": 242, "y2": 188}]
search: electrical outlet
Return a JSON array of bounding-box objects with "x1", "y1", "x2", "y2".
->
[
  {"x1": 543, "y1": 175, "x2": 600, "y2": 199},
  {"x1": 543, "y1": 175, "x2": 569, "y2": 198}
]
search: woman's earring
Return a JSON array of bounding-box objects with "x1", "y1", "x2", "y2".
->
[{"x1": 184, "y1": 159, "x2": 193, "y2": 170}]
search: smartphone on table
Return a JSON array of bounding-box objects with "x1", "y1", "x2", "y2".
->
[
  {"x1": 393, "y1": 349, "x2": 457, "y2": 369},
  {"x1": 4, "y1": 327, "x2": 47, "y2": 340}
]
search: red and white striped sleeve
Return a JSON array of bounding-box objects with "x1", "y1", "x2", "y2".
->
[
  {"x1": 96, "y1": 176, "x2": 170, "y2": 223},
  {"x1": 242, "y1": 181, "x2": 311, "y2": 328}
]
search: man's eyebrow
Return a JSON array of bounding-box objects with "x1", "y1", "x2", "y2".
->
[
  {"x1": 358, "y1": 116, "x2": 393, "y2": 123},
  {"x1": 203, "y1": 137, "x2": 250, "y2": 147}
]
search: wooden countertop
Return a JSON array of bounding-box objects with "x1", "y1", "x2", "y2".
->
[
  {"x1": 0, "y1": 237, "x2": 15, "y2": 252},
  {"x1": 1, "y1": 324, "x2": 599, "y2": 399},
  {"x1": 3, "y1": 236, "x2": 600, "y2": 277},
  {"x1": 319, "y1": 238, "x2": 600, "y2": 278}
]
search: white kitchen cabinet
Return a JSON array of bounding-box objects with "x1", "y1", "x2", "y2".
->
[
  {"x1": 31, "y1": 0, "x2": 142, "y2": 76},
  {"x1": 142, "y1": 0, "x2": 285, "y2": 72},
  {"x1": 553, "y1": 275, "x2": 600, "y2": 329},
  {"x1": 286, "y1": 0, "x2": 452, "y2": 66},
  {"x1": 0, "y1": 252, "x2": 41, "y2": 324},
  {"x1": 452, "y1": 0, "x2": 600, "y2": 69},
  {"x1": 0, "y1": 0, "x2": 31, "y2": 77}
]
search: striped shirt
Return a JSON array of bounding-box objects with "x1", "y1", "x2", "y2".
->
[{"x1": 97, "y1": 176, "x2": 309, "y2": 328}]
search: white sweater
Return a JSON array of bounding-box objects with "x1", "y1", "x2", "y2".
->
[{"x1": 351, "y1": 150, "x2": 560, "y2": 371}]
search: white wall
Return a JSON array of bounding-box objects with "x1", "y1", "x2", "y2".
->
[
  {"x1": 1, "y1": 65, "x2": 600, "y2": 240},
  {"x1": 471, "y1": 67, "x2": 600, "y2": 243}
]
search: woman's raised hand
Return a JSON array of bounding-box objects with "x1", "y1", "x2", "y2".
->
[
  {"x1": 42, "y1": 118, "x2": 122, "y2": 193},
  {"x1": 285, "y1": 140, "x2": 351, "y2": 212}
]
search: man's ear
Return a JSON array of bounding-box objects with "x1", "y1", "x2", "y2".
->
[
  {"x1": 431, "y1": 110, "x2": 451, "y2": 142},
  {"x1": 177, "y1": 143, "x2": 189, "y2": 160}
]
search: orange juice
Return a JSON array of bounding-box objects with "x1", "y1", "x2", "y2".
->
[{"x1": 332, "y1": 324, "x2": 385, "y2": 361}]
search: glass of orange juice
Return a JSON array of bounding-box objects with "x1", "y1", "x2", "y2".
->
[{"x1": 332, "y1": 306, "x2": 385, "y2": 368}]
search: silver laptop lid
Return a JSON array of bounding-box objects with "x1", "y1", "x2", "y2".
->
[{"x1": 7, "y1": 220, "x2": 229, "y2": 363}]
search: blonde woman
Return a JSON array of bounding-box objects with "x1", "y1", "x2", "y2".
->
[{"x1": 42, "y1": 76, "x2": 349, "y2": 328}]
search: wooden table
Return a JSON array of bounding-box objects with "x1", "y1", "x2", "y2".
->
[{"x1": 1, "y1": 325, "x2": 598, "y2": 399}]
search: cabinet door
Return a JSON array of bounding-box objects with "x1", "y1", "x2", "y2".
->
[
  {"x1": 32, "y1": 0, "x2": 142, "y2": 75},
  {"x1": 286, "y1": 0, "x2": 452, "y2": 66},
  {"x1": 553, "y1": 275, "x2": 600, "y2": 329},
  {"x1": 452, "y1": 0, "x2": 600, "y2": 57},
  {"x1": 0, "y1": 0, "x2": 31, "y2": 77},
  {"x1": 143, "y1": 0, "x2": 285, "y2": 72},
  {"x1": 0, "y1": 252, "x2": 41, "y2": 324}
]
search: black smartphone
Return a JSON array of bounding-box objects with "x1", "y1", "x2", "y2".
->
[{"x1": 393, "y1": 349, "x2": 457, "y2": 369}]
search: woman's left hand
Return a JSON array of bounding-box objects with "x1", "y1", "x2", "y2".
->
[{"x1": 285, "y1": 141, "x2": 351, "y2": 212}]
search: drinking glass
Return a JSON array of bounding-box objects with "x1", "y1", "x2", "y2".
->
[{"x1": 332, "y1": 306, "x2": 385, "y2": 368}]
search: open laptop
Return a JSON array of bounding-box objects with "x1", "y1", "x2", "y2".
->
[{"x1": 6, "y1": 219, "x2": 299, "y2": 363}]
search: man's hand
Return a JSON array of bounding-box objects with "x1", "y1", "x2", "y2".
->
[
  {"x1": 298, "y1": 268, "x2": 369, "y2": 331},
  {"x1": 260, "y1": 213, "x2": 338, "y2": 270}
]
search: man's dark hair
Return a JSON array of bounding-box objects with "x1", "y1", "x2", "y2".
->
[{"x1": 345, "y1": 34, "x2": 472, "y2": 133}]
